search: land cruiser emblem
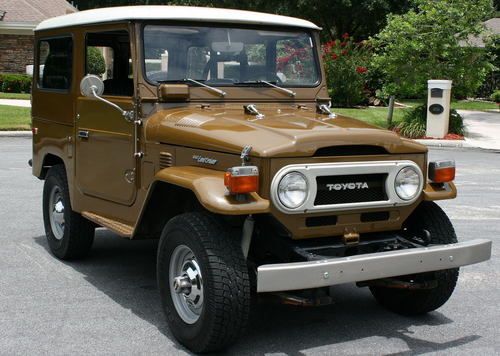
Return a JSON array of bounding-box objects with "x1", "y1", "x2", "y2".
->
[
  {"x1": 326, "y1": 182, "x2": 369, "y2": 191},
  {"x1": 192, "y1": 155, "x2": 218, "y2": 165}
]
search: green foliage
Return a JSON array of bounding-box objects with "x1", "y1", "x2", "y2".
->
[
  {"x1": 0, "y1": 74, "x2": 32, "y2": 93},
  {"x1": 70, "y1": 0, "x2": 411, "y2": 41},
  {"x1": 490, "y1": 89, "x2": 500, "y2": 102},
  {"x1": 322, "y1": 35, "x2": 372, "y2": 107},
  {"x1": 397, "y1": 104, "x2": 464, "y2": 138},
  {"x1": 477, "y1": 35, "x2": 500, "y2": 97},
  {"x1": 372, "y1": 0, "x2": 495, "y2": 99},
  {"x1": 86, "y1": 47, "x2": 106, "y2": 76}
]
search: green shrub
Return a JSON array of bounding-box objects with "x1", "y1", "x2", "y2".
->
[
  {"x1": 322, "y1": 34, "x2": 372, "y2": 107},
  {"x1": 398, "y1": 104, "x2": 464, "y2": 138},
  {"x1": 372, "y1": 0, "x2": 494, "y2": 99},
  {"x1": 490, "y1": 90, "x2": 500, "y2": 103},
  {"x1": 86, "y1": 47, "x2": 106, "y2": 76},
  {"x1": 0, "y1": 74, "x2": 32, "y2": 93}
]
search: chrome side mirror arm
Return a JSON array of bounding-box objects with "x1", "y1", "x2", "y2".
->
[
  {"x1": 80, "y1": 75, "x2": 143, "y2": 159},
  {"x1": 89, "y1": 86, "x2": 135, "y2": 123}
]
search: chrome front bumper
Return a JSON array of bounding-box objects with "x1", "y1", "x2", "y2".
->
[{"x1": 256, "y1": 239, "x2": 492, "y2": 293}]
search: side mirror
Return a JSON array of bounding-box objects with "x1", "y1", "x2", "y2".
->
[
  {"x1": 79, "y1": 74, "x2": 134, "y2": 122},
  {"x1": 80, "y1": 74, "x2": 104, "y2": 97}
]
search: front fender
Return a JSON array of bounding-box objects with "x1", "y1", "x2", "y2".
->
[{"x1": 153, "y1": 166, "x2": 270, "y2": 215}]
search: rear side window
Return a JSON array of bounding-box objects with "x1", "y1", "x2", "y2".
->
[{"x1": 38, "y1": 37, "x2": 73, "y2": 90}]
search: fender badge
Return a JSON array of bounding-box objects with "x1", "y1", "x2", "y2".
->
[{"x1": 192, "y1": 155, "x2": 218, "y2": 165}]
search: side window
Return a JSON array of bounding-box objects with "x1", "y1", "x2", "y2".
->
[
  {"x1": 38, "y1": 37, "x2": 73, "y2": 90},
  {"x1": 85, "y1": 31, "x2": 132, "y2": 96}
]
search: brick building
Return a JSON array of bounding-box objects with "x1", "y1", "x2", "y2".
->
[{"x1": 0, "y1": 0, "x2": 77, "y2": 74}]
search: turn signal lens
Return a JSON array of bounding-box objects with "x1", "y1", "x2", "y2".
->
[
  {"x1": 224, "y1": 166, "x2": 259, "y2": 194},
  {"x1": 428, "y1": 160, "x2": 455, "y2": 183}
]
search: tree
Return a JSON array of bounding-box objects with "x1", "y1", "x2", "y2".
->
[
  {"x1": 86, "y1": 47, "x2": 106, "y2": 76},
  {"x1": 372, "y1": 0, "x2": 495, "y2": 98},
  {"x1": 68, "y1": 0, "x2": 411, "y2": 41}
]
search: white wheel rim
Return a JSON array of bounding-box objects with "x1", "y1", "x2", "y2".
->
[
  {"x1": 169, "y1": 245, "x2": 204, "y2": 324},
  {"x1": 49, "y1": 185, "x2": 65, "y2": 240}
]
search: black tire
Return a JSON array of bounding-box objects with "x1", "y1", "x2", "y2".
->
[
  {"x1": 157, "y1": 212, "x2": 250, "y2": 353},
  {"x1": 42, "y1": 165, "x2": 95, "y2": 259},
  {"x1": 370, "y1": 201, "x2": 459, "y2": 315}
]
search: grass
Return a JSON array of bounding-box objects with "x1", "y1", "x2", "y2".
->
[
  {"x1": 0, "y1": 100, "x2": 402, "y2": 131},
  {"x1": 0, "y1": 92, "x2": 30, "y2": 100},
  {"x1": 333, "y1": 106, "x2": 409, "y2": 128},
  {"x1": 398, "y1": 99, "x2": 498, "y2": 111},
  {"x1": 0, "y1": 105, "x2": 31, "y2": 130}
]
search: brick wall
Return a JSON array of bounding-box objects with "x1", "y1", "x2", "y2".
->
[{"x1": 0, "y1": 34, "x2": 34, "y2": 74}]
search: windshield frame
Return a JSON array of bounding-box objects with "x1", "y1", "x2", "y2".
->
[{"x1": 140, "y1": 21, "x2": 322, "y2": 89}]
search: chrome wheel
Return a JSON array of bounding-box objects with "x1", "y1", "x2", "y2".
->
[
  {"x1": 48, "y1": 185, "x2": 65, "y2": 240},
  {"x1": 169, "y1": 245, "x2": 204, "y2": 324}
]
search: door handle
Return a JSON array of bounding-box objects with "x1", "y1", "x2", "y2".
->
[{"x1": 78, "y1": 130, "x2": 89, "y2": 139}]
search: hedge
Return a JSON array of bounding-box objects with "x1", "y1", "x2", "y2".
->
[{"x1": 0, "y1": 74, "x2": 32, "y2": 93}]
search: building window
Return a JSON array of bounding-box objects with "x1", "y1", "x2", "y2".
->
[{"x1": 38, "y1": 37, "x2": 73, "y2": 90}]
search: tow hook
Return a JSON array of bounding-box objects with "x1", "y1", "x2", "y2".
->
[{"x1": 400, "y1": 229, "x2": 432, "y2": 247}]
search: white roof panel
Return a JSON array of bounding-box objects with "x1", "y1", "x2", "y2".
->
[{"x1": 35, "y1": 5, "x2": 320, "y2": 31}]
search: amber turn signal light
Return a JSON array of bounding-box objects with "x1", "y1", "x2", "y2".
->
[
  {"x1": 428, "y1": 160, "x2": 455, "y2": 183},
  {"x1": 224, "y1": 166, "x2": 259, "y2": 194}
]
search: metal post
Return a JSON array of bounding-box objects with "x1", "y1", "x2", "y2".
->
[{"x1": 387, "y1": 95, "x2": 395, "y2": 127}]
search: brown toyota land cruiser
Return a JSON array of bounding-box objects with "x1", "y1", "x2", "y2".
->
[{"x1": 31, "y1": 5, "x2": 492, "y2": 353}]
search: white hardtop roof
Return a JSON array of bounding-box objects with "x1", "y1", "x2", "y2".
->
[{"x1": 35, "y1": 5, "x2": 320, "y2": 32}]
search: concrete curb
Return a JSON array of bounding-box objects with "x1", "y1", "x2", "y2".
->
[
  {"x1": 0, "y1": 131, "x2": 32, "y2": 137},
  {"x1": 414, "y1": 139, "x2": 469, "y2": 148}
]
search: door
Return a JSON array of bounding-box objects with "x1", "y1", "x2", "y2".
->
[{"x1": 75, "y1": 30, "x2": 137, "y2": 206}]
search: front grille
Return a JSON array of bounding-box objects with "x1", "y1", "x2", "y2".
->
[{"x1": 314, "y1": 174, "x2": 388, "y2": 206}]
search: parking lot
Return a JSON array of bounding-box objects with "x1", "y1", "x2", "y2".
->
[{"x1": 0, "y1": 136, "x2": 498, "y2": 355}]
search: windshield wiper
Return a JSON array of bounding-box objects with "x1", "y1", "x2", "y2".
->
[
  {"x1": 185, "y1": 78, "x2": 226, "y2": 97},
  {"x1": 258, "y1": 80, "x2": 296, "y2": 97}
]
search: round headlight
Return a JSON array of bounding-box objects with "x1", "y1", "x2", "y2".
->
[
  {"x1": 278, "y1": 172, "x2": 308, "y2": 209},
  {"x1": 395, "y1": 166, "x2": 421, "y2": 200}
]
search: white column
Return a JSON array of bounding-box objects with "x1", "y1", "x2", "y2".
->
[{"x1": 426, "y1": 80, "x2": 452, "y2": 138}]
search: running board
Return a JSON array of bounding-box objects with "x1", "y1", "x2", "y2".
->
[{"x1": 82, "y1": 211, "x2": 134, "y2": 238}]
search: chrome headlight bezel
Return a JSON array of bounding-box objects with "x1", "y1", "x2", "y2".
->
[
  {"x1": 277, "y1": 171, "x2": 309, "y2": 209},
  {"x1": 394, "y1": 166, "x2": 422, "y2": 201}
]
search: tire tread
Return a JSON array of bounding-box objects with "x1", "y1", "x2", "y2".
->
[{"x1": 370, "y1": 201, "x2": 459, "y2": 315}]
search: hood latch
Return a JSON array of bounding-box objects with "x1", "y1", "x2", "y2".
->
[
  {"x1": 240, "y1": 145, "x2": 252, "y2": 165},
  {"x1": 244, "y1": 104, "x2": 265, "y2": 120},
  {"x1": 316, "y1": 102, "x2": 336, "y2": 119}
]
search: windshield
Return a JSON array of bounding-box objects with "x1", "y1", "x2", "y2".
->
[{"x1": 143, "y1": 25, "x2": 319, "y2": 87}]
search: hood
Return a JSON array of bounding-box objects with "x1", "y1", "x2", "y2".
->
[{"x1": 145, "y1": 105, "x2": 427, "y2": 157}]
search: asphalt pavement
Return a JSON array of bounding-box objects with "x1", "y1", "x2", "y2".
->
[{"x1": 0, "y1": 137, "x2": 498, "y2": 355}]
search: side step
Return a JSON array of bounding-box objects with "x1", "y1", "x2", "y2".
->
[{"x1": 82, "y1": 211, "x2": 134, "y2": 238}]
